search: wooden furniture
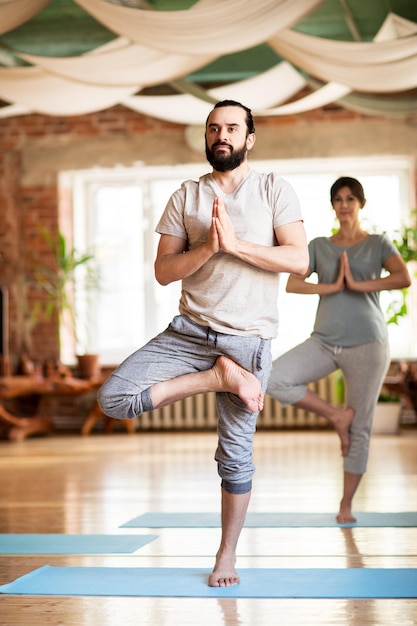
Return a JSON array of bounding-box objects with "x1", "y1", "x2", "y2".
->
[
  {"x1": 0, "y1": 375, "x2": 137, "y2": 440},
  {"x1": 81, "y1": 400, "x2": 137, "y2": 436},
  {"x1": 0, "y1": 375, "x2": 93, "y2": 441},
  {"x1": 383, "y1": 361, "x2": 417, "y2": 415}
]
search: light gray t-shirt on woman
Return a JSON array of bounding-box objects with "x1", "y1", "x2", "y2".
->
[
  {"x1": 156, "y1": 169, "x2": 303, "y2": 339},
  {"x1": 309, "y1": 234, "x2": 400, "y2": 347}
]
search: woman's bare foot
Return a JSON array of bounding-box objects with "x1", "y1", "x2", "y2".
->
[
  {"x1": 211, "y1": 356, "x2": 263, "y2": 413},
  {"x1": 336, "y1": 500, "x2": 357, "y2": 524},
  {"x1": 328, "y1": 407, "x2": 355, "y2": 457},
  {"x1": 208, "y1": 553, "x2": 240, "y2": 587}
]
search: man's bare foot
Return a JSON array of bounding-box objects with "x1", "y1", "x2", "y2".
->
[
  {"x1": 328, "y1": 407, "x2": 354, "y2": 457},
  {"x1": 336, "y1": 501, "x2": 357, "y2": 524},
  {"x1": 208, "y1": 553, "x2": 240, "y2": 587},
  {"x1": 212, "y1": 356, "x2": 263, "y2": 412}
]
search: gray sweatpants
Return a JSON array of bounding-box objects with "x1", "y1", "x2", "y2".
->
[
  {"x1": 266, "y1": 336, "x2": 390, "y2": 474},
  {"x1": 98, "y1": 315, "x2": 272, "y2": 494}
]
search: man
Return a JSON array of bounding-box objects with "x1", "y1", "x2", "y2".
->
[{"x1": 98, "y1": 100, "x2": 309, "y2": 586}]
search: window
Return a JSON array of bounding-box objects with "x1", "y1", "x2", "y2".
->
[{"x1": 59, "y1": 156, "x2": 416, "y2": 365}]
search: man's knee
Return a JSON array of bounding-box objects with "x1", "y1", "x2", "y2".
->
[
  {"x1": 97, "y1": 380, "x2": 153, "y2": 420},
  {"x1": 96, "y1": 386, "x2": 128, "y2": 419}
]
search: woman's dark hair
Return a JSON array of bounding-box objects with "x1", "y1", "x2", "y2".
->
[
  {"x1": 330, "y1": 176, "x2": 366, "y2": 205},
  {"x1": 207, "y1": 100, "x2": 255, "y2": 136}
]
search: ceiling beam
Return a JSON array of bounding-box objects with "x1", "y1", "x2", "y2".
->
[{"x1": 339, "y1": 0, "x2": 362, "y2": 41}]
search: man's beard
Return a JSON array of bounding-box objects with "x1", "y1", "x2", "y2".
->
[{"x1": 205, "y1": 141, "x2": 247, "y2": 172}]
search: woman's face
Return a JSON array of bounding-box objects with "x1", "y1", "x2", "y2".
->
[{"x1": 331, "y1": 186, "x2": 365, "y2": 224}]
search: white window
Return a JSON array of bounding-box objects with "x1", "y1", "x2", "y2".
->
[{"x1": 59, "y1": 156, "x2": 416, "y2": 365}]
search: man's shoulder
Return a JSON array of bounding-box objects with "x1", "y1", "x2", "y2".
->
[
  {"x1": 185, "y1": 172, "x2": 212, "y2": 184},
  {"x1": 249, "y1": 170, "x2": 291, "y2": 188},
  {"x1": 179, "y1": 173, "x2": 212, "y2": 189}
]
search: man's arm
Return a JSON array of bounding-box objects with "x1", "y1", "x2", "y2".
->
[
  {"x1": 214, "y1": 197, "x2": 309, "y2": 276},
  {"x1": 287, "y1": 257, "x2": 345, "y2": 295},
  {"x1": 154, "y1": 223, "x2": 218, "y2": 285}
]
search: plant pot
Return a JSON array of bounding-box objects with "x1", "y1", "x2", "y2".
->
[
  {"x1": 76, "y1": 353, "x2": 100, "y2": 379},
  {"x1": 372, "y1": 402, "x2": 402, "y2": 434}
]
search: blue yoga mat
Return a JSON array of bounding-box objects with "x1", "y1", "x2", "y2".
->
[
  {"x1": 121, "y1": 511, "x2": 417, "y2": 528},
  {"x1": 1, "y1": 566, "x2": 416, "y2": 598},
  {"x1": 0, "y1": 534, "x2": 158, "y2": 554}
]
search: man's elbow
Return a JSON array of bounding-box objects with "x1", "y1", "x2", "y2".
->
[
  {"x1": 154, "y1": 261, "x2": 170, "y2": 286},
  {"x1": 292, "y1": 250, "x2": 310, "y2": 276},
  {"x1": 154, "y1": 271, "x2": 170, "y2": 286}
]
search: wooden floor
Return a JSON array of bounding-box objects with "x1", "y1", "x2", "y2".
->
[{"x1": 0, "y1": 427, "x2": 416, "y2": 625}]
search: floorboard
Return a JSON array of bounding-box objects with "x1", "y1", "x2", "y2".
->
[{"x1": 0, "y1": 428, "x2": 416, "y2": 625}]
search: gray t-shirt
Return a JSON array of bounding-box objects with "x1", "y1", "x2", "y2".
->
[
  {"x1": 309, "y1": 234, "x2": 400, "y2": 346},
  {"x1": 156, "y1": 169, "x2": 303, "y2": 338}
]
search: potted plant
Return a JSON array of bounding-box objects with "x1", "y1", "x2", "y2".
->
[
  {"x1": 31, "y1": 228, "x2": 100, "y2": 378},
  {"x1": 372, "y1": 387, "x2": 402, "y2": 434}
]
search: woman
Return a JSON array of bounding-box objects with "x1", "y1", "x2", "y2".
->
[{"x1": 267, "y1": 176, "x2": 411, "y2": 523}]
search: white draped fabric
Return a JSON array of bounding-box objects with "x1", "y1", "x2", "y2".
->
[
  {"x1": 74, "y1": 0, "x2": 325, "y2": 55},
  {"x1": 0, "y1": 0, "x2": 416, "y2": 120},
  {"x1": 338, "y1": 92, "x2": 417, "y2": 117},
  {"x1": 123, "y1": 12, "x2": 417, "y2": 123},
  {"x1": 269, "y1": 24, "x2": 417, "y2": 93},
  {"x1": 0, "y1": 0, "x2": 50, "y2": 36},
  {"x1": 0, "y1": 67, "x2": 139, "y2": 116},
  {"x1": 19, "y1": 39, "x2": 216, "y2": 87},
  {"x1": 0, "y1": 102, "x2": 30, "y2": 118},
  {"x1": 123, "y1": 63, "x2": 308, "y2": 125}
]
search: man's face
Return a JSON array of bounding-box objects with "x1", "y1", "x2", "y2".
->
[{"x1": 205, "y1": 106, "x2": 253, "y2": 172}]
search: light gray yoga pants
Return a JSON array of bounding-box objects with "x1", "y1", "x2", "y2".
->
[
  {"x1": 267, "y1": 336, "x2": 390, "y2": 474},
  {"x1": 98, "y1": 315, "x2": 272, "y2": 494}
]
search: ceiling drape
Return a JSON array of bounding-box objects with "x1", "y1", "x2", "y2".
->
[
  {"x1": 0, "y1": 0, "x2": 416, "y2": 120},
  {"x1": 0, "y1": 0, "x2": 50, "y2": 36},
  {"x1": 73, "y1": 0, "x2": 325, "y2": 55},
  {"x1": 18, "y1": 40, "x2": 217, "y2": 87},
  {"x1": 122, "y1": 12, "x2": 417, "y2": 123},
  {"x1": 269, "y1": 22, "x2": 417, "y2": 93}
]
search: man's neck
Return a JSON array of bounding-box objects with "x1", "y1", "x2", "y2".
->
[{"x1": 211, "y1": 163, "x2": 250, "y2": 194}]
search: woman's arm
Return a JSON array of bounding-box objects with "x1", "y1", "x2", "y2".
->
[{"x1": 344, "y1": 252, "x2": 411, "y2": 293}]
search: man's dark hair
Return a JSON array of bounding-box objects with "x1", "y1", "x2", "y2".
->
[
  {"x1": 207, "y1": 100, "x2": 255, "y2": 136},
  {"x1": 330, "y1": 176, "x2": 366, "y2": 205}
]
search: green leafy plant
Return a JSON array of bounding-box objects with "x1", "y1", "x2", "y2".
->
[
  {"x1": 392, "y1": 214, "x2": 417, "y2": 264},
  {"x1": 385, "y1": 287, "x2": 409, "y2": 326},
  {"x1": 377, "y1": 388, "x2": 400, "y2": 403},
  {"x1": 31, "y1": 228, "x2": 99, "y2": 355},
  {"x1": 385, "y1": 211, "x2": 417, "y2": 325}
]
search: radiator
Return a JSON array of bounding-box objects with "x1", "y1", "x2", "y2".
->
[{"x1": 139, "y1": 375, "x2": 337, "y2": 431}]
